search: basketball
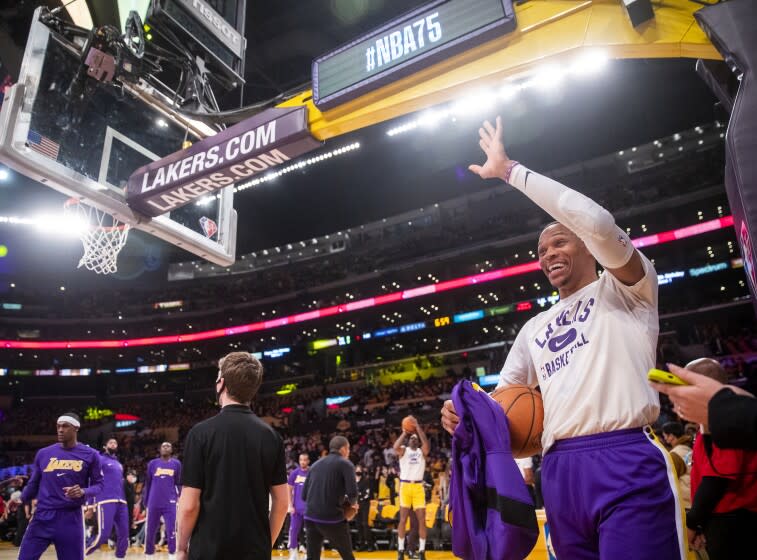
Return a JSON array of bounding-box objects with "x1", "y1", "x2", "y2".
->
[
  {"x1": 491, "y1": 384, "x2": 544, "y2": 458},
  {"x1": 343, "y1": 502, "x2": 358, "y2": 521},
  {"x1": 401, "y1": 416, "x2": 417, "y2": 433}
]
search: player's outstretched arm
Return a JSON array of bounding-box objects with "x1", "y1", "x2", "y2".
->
[
  {"x1": 470, "y1": 116, "x2": 644, "y2": 286},
  {"x1": 394, "y1": 431, "x2": 408, "y2": 457}
]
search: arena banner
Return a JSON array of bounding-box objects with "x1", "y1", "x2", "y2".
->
[
  {"x1": 312, "y1": 0, "x2": 516, "y2": 110},
  {"x1": 695, "y1": 0, "x2": 757, "y2": 312},
  {"x1": 126, "y1": 107, "x2": 322, "y2": 217}
]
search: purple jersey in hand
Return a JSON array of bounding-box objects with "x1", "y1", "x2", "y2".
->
[
  {"x1": 97, "y1": 452, "x2": 126, "y2": 502},
  {"x1": 288, "y1": 467, "x2": 308, "y2": 513},
  {"x1": 144, "y1": 458, "x2": 181, "y2": 508},
  {"x1": 21, "y1": 443, "x2": 103, "y2": 511}
]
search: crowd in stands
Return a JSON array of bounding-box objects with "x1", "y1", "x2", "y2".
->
[
  {"x1": 2, "y1": 309, "x2": 756, "y2": 550},
  {"x1": 0, "y1": 139, "x2": 726, "y2": 338},
  {"x1": 3, "y1": 326, "x2": 755, "y2": 469}
]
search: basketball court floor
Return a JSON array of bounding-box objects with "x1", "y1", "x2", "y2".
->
[{"x1": 0, "y1": 544, "x2": 461, "y2": 559}]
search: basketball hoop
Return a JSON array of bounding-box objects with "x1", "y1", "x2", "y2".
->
[{"x1": 63, "y1": 198, "x2": 130, "y2": 274}]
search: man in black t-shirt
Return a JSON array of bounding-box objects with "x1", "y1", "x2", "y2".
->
[
  {"x1": 177, "y1": 352, "x2": 288, "y2": 560},
  {"x1": 302, "y1": 436, "x2": 358, "y2": 560}
]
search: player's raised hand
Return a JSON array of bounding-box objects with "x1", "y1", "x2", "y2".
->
[
  {"x1": 441, "y1": 400, "x2": 459, "y2": 435},
  {"x1": 468, "y1": 116, "x2": 512, "y2": 181}
]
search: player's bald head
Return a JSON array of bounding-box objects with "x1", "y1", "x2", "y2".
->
[{"x1": 684, "y1": 358, "x2": 727, "y2": 384}]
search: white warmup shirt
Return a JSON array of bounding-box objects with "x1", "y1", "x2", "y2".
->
[
  {"x1": 498, "y1": 253, "x2": 660, "y2": 452},
  {"x1": 399, "y1": 447, "x2": 426, "y2": 481}
]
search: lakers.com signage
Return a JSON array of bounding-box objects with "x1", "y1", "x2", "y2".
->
[{"x1": 126, "y1": 107, "x2": 321, "y2": 217}]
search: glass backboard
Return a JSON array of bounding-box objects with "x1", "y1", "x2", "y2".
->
[{"x1": 0, "y1": 9, "x2": 237, "y2": 266}]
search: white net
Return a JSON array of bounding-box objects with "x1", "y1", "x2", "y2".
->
[{"x1": 63, "y1": 199, "x2": 130, "y2": 274}]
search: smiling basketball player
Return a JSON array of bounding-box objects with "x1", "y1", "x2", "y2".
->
[{"x1": 441, "y1": 117, "x2": 686, "y2": 559}]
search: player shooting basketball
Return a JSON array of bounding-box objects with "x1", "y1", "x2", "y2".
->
[
  {"x1": 441, "y1": 117, "x2": 687, "y2": 559},
  {"x1": 394, "y1": 417, "x2": 430, "y2": 560}
]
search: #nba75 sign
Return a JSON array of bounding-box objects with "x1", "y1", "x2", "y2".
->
[{"x1": 312, "y1": 0, "x2": 517, "y2": 110}]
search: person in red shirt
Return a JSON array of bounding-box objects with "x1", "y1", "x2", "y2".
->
[{"x1": 685, "y1": 358, "x2": 757, "y2": 559}]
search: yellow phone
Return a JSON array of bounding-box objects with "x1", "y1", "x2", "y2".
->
[{"x1": 647, "y1": 368, "x2": 688, "y2": 386}]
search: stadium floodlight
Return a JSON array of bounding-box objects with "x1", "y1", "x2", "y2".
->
[
  {"x1": 0, "y1": 169, "x2": 8, "y2": 181},
  {"x1": 530, "y1": 64, "x2": 565, "y2": 92},
  {"x1": 418, "y1": 109, "x2": 449, "y2": 129},
  {"x1": 498, "y1": 83, "x2": 521, "y2": 101},
  {"x1": 387, "y1": 121, "x2": 419, "y2": 136},
  {"x1": 451, "y1": 89, "x2": 495, "y2": 117},
  {"x1": 569, "y1": 50, "x2": 609, "y2": 77},
  {"x1": 33, "y1": 212, "x2": 89, "y2": 237}
]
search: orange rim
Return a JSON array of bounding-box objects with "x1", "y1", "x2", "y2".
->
[{"x1": 63, "y1": 197, "x2": 129, "y2": 232}]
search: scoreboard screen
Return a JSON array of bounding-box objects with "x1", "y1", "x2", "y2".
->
[{"x1": 312, "y1": 0, "x2": 516, "y2": 110}]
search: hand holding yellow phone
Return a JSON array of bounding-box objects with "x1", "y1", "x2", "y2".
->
[{"x1": 647, "y1": 368, "x2": 689, "y2": 386}]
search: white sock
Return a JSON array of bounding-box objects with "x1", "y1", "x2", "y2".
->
[
  {"x1": 419, "y1": 538, "x2": 426, "y2": 551},
  {"x1": 398, "y1": 540, "x2": 405, "y2": 551}
]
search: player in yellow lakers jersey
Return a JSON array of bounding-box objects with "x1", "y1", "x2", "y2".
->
[{"x1": 394, "y1": 417, "x2": 430, "y2": 560}]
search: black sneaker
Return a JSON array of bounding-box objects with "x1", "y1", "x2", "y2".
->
[
  {"x1": 419, "y1": 551, "x2": 426, "y2": 560},
  {"x1": 397, "y1": 551, "x2": 404, "y2": 560}
]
